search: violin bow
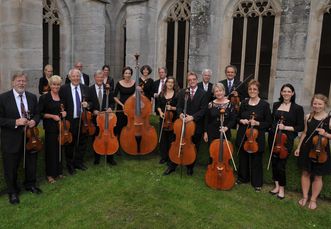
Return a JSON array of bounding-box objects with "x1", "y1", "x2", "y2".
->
[
  {"x1": 304, "y1": 111, "x2": 331, "y2": 144},
  {"x1": 158, "y1": 103, "x2": 167, "y2": 143},
  {"x1": 267, "y1": 120, "x2": 280, "y2": 170},
  {"x1": 222, "y1": 129, "x2": 237, "y2": 171},
  {"x1": 232, "y1": 73, "x2": 254, "y2": 92},
  {"x1": 236, "y1": 125, "x2": 249, "y2": 156}
]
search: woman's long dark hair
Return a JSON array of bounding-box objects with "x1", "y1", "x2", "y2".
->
[
  {"x1": 278, "y1": 83, "x2": 296, "y2": 103},
  {"x1": 159, "y1": 76, "x2": 179, "y2": 98}
]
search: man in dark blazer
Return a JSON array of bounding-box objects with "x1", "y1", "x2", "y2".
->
[
  {"x1": 0, "y1": 73, "x2": 42, "y2": 205},
  {"x1": 65, "y1": 61, "x2": 90, "y2": 86},
  {"x1": 197, "y1": 68, "x2": 213, "y2": 102},
  {"x1": 219, "y1": 65, "x2": 248, "y2": 101},
  {"x1": 163, "y1": 71, "x2": 208, "y2": 176},
  {"x1": 59, "y1": 68, "x2": 90, "y2": 174},
  {"x1": 89, "y1": 70, "x2": 116, "y2": 165},
  {"x1": 152, "y1": 67, "x2": 167, "y2": 113}
]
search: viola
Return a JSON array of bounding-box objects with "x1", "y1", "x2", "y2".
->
[
  {"x1": 272, "y1": 116, "x2": 288, "y2": 159},
  {"x1": 59, "y1": 104, "x2": 72, "y2": 145},
  {"x1": 230, "y1": 87, "x2": 240, "y2": 112},
  {"x1": 205, "y1": 109, "x2": 235, "y2": 190},
  {"x1": 309, "y1": 121, "x2": 328, "y2": 163},
  {"x1": 24, "y1": 111, "x2": 43, "y2": 152},
  {"x1": 93, "y1": 84, "x2": 119, "y2": 155},
  {"x1": 169, "y1": 89, "x2": 196, "y2": 165},
  {"x1": 163, "y1": 101, "x2": 174, "y2": 131},
  {"x1": 81, "y1": 96, "x2": 96, "y2": 136},
  {"x1": 120, "y1": 54, "x2": 157, "y2": 155},
  {"x1": 243, "y1": 112, "x2": 259, "y2": 153}
]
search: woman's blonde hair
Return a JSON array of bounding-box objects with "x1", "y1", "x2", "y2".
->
[
  {"x1": 213, "y1": 82, "x2": 225, "y2": 94},
  {"x1": 308, "y1": 93, "x2": 329, "y2": 122},
  {"x1": 49, "y1": 75, "x2": 62, "y2": 85}
]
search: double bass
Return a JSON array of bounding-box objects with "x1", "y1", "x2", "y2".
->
[
  {"x1": 93, "y1": 84, "x2": 119, "y2": 156},
  {"x1": 120, "y1": 54, "x2": 157, "y2": 155},
  {"x1": 169, "y1": 89, "x2": 196, "y2": 165},
  {"x1": 205, "y1": 109, "x2": 236, "y2": 190}
]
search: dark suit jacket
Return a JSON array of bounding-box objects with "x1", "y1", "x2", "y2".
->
[
  {"x1": 176, "y1": 88, "x2": 208, "y2": 134},
  {"x1": 219, "y1": 78, "x2": 247, "y2": 101},
  {"x1": 197, "y1": 81, "x2": 213, "y2": 102},
  {"x1": 0, "y1": 90, "x2": 40, "y2": 154},
  {"x1": 38, "y1": 75, "x2": 49, "y2": 95},
  {"x1": 59, "y1": 83, "x2": 90, "y2": 121},
  {"x1": 65, "y1": 72, "x2": 90, "y2": 86},
  {"x1": 89, "y1": 84, "x2": 115, "y2": 112}
]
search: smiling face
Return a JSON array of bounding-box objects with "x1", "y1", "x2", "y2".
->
[
  {"x1": 50, "y1": 81, "x2": 60, "y2": 94},
  {"x1": 123, "y1": 69, "x2": 132, "y2": 80},
  {"x1": 280, "y1": 86, "x2": 294, "y2": 103},
  {"x1": 187, "y1": 74, "x2": 198, "y2": 89},
  {"x1": 158, "y1": 68, "x2": 167, "y2": 80},
  {"x1": 248, "y1": 84, "x2": 259, "y2": 99},
  {"x1": 202, "y1": 71, "x2": 211, "y2": 83},
  {"x1": 214, "y1": 86, "x2": 225, "y2": 99},
  {"x1": 225, "y1": 67, "x2": 236, "y2": 80},
  {"x1": 166, "y1": 78, "x2": 174, "y2": 90},
  {"x1": 69, "y1": 69, "x2": 81, "y2": 86},
  {"x1": 12, "y1": 74, "x2": 27, "y2": 94},
  {"x1": 312, "y1": 98, "x2": 326, "y2": 114}
]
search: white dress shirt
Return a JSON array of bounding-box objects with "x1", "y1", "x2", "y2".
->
[
  {"x1": 13, "y1": 89, "x2": 28, "y2": 118},
  {"x1": 71, "y1": 83, "x2": 82, "y2": 118}
]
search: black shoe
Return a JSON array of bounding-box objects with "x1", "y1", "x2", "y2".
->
[
  {"x1": 107, "y1": 158, "x2": 117, "y2": 166},
  {"x1": 67, "y1": 165, "x2": 76, "y2": 175},
  {"x1": 277, "y1": 195, "x2": 285, "y2": 200},
  {"x1": 75, "y1": 163, "x2": 87, "y2": 171},
  {"x1": 163, "y1": 167, "x2": 175, "y2": 176},
  {"x1": 26, "y1": 186, "x2": 42, "y2": 194},
  {"x1": 187, "y1": 168, "x2": 193, "y2": 176},
  {"x1": 159, "y1": 158, "x2": 167, "y2": 164},
  {"x1": 269, "y1": 190, "x2": 279, "y2": 195},
  {"x1": 8, "y1": 193, "x2": 20, "y2": 205}
]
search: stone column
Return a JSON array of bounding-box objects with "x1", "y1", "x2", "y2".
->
[
  {"x1": 73, "y1": 0, "x2": 107, "y2": 78},
  {"x1": 0, "y1": 0, "x2": 42, "y2": 94}
]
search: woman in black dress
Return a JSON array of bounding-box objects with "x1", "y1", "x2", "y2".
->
[
  {"x1": 156, "y1": 76, "x2": 179, "y2": 164},
  {"x1": 113, "y1": 66, "x2": 135, "y2": 136},
  {"x1": 203, "y1": 83, "x2": 237, "y2": 146},
  {"x1": 294, "y1": 94, "x2": 331, "y2": 210},
  {"x1": 268, "y1": 84, "x2": 304, "y2": 199},
  {"x1": 139, "y1": 65, "x2": 154, "y2": 100},
  {"x1": 38, "y1": 64, "x2": 53, "y2": 95},
  {"x1": 235, "y1": 80, "x2": 272, "y2": 191},
  {"x1": 38, "y1": 75, "x2": 66, "y2": 183}
]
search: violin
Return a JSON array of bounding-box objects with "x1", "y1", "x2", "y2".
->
[
  {"x1": 272, "y1": 116, "x2": 288, "y2": 159},
  {"x1": 169, "y1": 89, "x2": 196, "y2": 165},
  {"x1": 58, "y1": 104, "x2": 72, "y2": 145},
  {"x1": 81, "y1": 96, "x2": 96, "y2": 136},
  {"x1": 120, "y1": 54, "x2": 157, "y2": 155},
  {"x1": 205, "y1": 109, "x2": 235, "y2": 190},
  {"x1": 243, "y1": 112, "x2": 259, "y2": 153},
  {"x1": 93, "y1": 84, "x2": 119, "y2": 155},
  {"x1": 24, "y1": 111, "x2": 43, "y2": 152},
  {"x1": 309, "y1": 121, "x2": 328, "y2": 163},
  {"x1": 230, "y1": 89, "x2": 240, "y2": 113},
  {"x1": 163, "y1": 101, "x2": 174, "y2": 131}
]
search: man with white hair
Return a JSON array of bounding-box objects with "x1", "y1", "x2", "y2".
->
[{"x1": 197, "y1": 68, "x2": 213, "y2": 102}]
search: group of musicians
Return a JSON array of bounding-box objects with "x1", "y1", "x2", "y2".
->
[{"x1": 0, "y1": 63, "x2": 330, "y2": 210}]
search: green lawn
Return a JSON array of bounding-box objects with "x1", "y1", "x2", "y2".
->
[{"x1": 0, "y1": 153, "x2": 330, "y2": 229}]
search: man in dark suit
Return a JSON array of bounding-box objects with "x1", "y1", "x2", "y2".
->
[
  {"x1": 152, "y1": 67, "x2": 167, "y2": 113},
  {"x1": 59, "y1": 68, "x2": 90, "y2": 174},
  {"x1": 89, "y1": 70, "x2": 116, "y2": 165},
  {"x1": 0, "y1": 73, "x2": 42, "y2": 205},
  {"x1": 219, "y1": 65, "x2": 247, "y2": 101},
  {"x1": 65, "y1": 61, "x2": 90, "y2": 86},
  {"x1": 38, "y1": 64, "x2": 53, "y2": 95},
  {"x1": 197, "y1": 68, "x2": 213, "y2": 102},
  {"x1": 163, "y1": 71, "x2": 208, "y2": 176}
]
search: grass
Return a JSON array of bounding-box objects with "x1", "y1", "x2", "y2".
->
[{"x1": 0, "y1": 153, "x2": 330, "y2": 229}]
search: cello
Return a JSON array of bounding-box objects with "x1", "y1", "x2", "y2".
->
[
  {"x1": 120, "y1": 54, "x2": 157, "y2": 155},
  {"x1": 93, "y1": 84, "x2": 119, "y2": 156},
  {"x1": 169, "y1": 89, "x2": 196, "y2": 165},
  {"x1": 205, "y1": 109, "x2": 236, "y2": 190}
]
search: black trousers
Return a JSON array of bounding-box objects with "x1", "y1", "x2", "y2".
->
[
  {"x1": 45, "y1": 131, "x2": 62, "y2": 177},
  {"x1": 2, "y1": 142, "x2": 38, "y2": 194},
  {"x1": 159, "y1": 130, "x2": 175, "y2": 161},
  {"x1": 238, "y1": 149, "x2": 263, "y2": 188},
  {"x1": 65, "y1": 118, "x2": 88, "y2": 167},
  {"x1": 168, "y1": 132, "x2": 202, "y2": 170},
  {"x1": 271, "y1": 155, "x2": 287, "y2": 186}
]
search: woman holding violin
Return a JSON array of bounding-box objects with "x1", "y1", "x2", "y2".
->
[
  {"x1": 139, "y1": 65, "x2": 154, "y2": 100},
  {"x1": 38, "y1": 75, "x2": 66, "y2": 183},
  {"x1": 268, "y1": 84, "x2": 304, "y2": 199},
  {"x1": 294, "y1": 94, "x2": 331, "y2": 210},
  {"x1": 235, "y1": 79, "x2": 272, "y2": 191},
  {"x1": 156, "y1": 76, "x2": 179, "y2": 164},
  {"x1": 113, "y1": 66, "x2": 135, "y2": 136},
  {"x1": 203, "y1": 83, "x2": 237, "y2": 145}
]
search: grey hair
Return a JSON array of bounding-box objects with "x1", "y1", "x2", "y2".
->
[
  {"x1": 94, "y1": 69, "x2": 103, "y2": 76},
  {"x1": 202, "y1": 69, "x2": 212, "y2": 76},
  {"x1": 68, "y1": 68, "x2": 81, "y2": 77}
]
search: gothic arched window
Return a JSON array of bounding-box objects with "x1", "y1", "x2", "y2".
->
[
  {"x1": 230, "y1": 0, "x2": 277, "y2": 99},
  {"x1": 315, "y1": 2, "x2": 331, "y2": 97},
  {"x1": 166, "y1": 0, "x2": 191, "y2": 88},
  {"x1": 43, "y1": 0, "x2": 61, "y2": 75}
]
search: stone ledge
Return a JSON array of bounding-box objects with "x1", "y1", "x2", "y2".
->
[
  {"x1": 92, "y1": 0, "x2": 110, "y2": 4},
  {"x1": 124, "y1": 0, "x2": 148, "y2": 4}
]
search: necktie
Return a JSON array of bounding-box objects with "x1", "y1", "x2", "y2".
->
[
  {"x1": 19, "y1": 94, "x2": 26, "y2": 117},
  {"x1": 190, "y1": 89, "x2": 194, "y2": 100},
  {"x1": 98, "y1": 86, "x2": 103, "y2": 111},
  {"x1": 228, "y1": 81, "x2": 233, "y2": 93},
  {"x1": 75, "y1": 86, "x2": 81, "y2": 116},
  {"x1": 160, "y1": 79, "x2": 165, "y2": 93}
]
